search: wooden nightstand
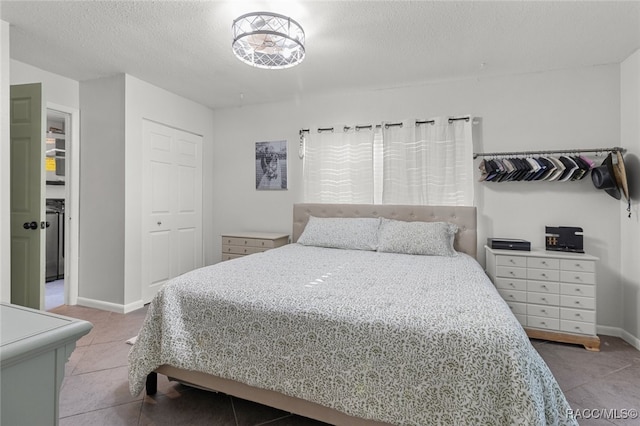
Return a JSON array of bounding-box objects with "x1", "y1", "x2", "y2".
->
[
  {"x1": 221, "y1": 232, "x2": 289, "y2": 261},
  {"x1": 485, "y1": 246, "x2": 600, "y2": 351}
]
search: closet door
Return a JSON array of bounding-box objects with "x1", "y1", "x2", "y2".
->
[{"x1": 142, "y1": 120, "x2": 203, "y2": 303}]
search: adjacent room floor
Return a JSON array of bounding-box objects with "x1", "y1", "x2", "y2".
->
[{"x1": 50, "y1": 304, "x2": 640, "y2": 426}]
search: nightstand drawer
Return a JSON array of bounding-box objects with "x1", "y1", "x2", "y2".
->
[
  {"x1": 560, "y1": 295, "x2": 595, "y2": 310},
  {"x1": 560, "y1": 320, "x2": 595, "y2": 336},
  {"x1": 527, "y1": 268, "x2": 559, "y2": 282},
  {"x1": 527, "y1": 292, "x2": 560, "y2": 306},
  {"x1": 496, "y1": 266, "x2": 527, "y2": 279},
  {"x1": 498, "y1": 289, "x2": 527, "y2": 303},
  {"x1": 497, "y1": 255, "x2": 527, "y2": 268},
  {"x1": 528, "y1": 316, "x2": 559, "y2": 331},
  {"x1": 560, "y1": 271, "x2": 595, "y2": 285},
  {"x1": 248, "y1": 238, "x2": 280, "y2": 248},
  {"x1": 528, "y1": 305, "x2": 559, "y2": 319},
  {"x1": 561, "y1": 283, "x2": 595, "y2": 298},
  {"x1": 527, "y1": 257, "x2": 559, "y2": 270},
  {"x1": 222, "y1": 237, "x2": 252, "y2": 246},
  {"x1": 527, "y1": 280, "x2": 559, "y2": 294},
  {"x1": 561, "y1": 307, "x2": 595, "y2": 323},
  {"x1": 560, "y1": 259, "x2": 595, "y2": 273},
  {"x1": 222, "y1": 253, "x2": 244, "y2": 261},
  {"x1": 495, "y1": 278, "x2": 527, "y2": 291}
]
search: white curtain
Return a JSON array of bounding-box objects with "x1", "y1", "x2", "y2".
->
[
  {"x1": 303, "y1": 126, "x2": 375, "y2": 203},
  {"x1": 382, "y1": 117, "x2": 474, "y2": 206}
]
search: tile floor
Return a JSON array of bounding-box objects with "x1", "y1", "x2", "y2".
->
[{"x1": 50, "y1": 304, "x2": 640, "y2": 426}]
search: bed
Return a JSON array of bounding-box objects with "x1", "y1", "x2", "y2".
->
[{"x1": 128, "y1": 203, "x2": 576, "y2": 426}]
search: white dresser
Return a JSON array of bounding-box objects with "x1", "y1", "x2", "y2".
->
[
  {"x1": 1, "y1": 303, "x2": 93, "y2": 425},
  {"x1": 485, "y1": 246, "x2": 600, "y2": 351},
  {"x1": 221, "y1": 232, "x2": 289, "y2": 261}
]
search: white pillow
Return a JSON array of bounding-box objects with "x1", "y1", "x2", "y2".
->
[
  {"x1": 377, "y1": 218, "x2": 458, "y2": 256},
  {"x1": 296, "y1": 216, "x2": 380, "y2": 251}
]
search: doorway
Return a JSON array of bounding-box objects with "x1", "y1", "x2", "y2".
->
[{"x1": 43, "y1": 104, "x2": 79, "y2": 311}]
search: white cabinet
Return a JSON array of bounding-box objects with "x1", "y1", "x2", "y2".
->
[
  {"x1": 1, "y1": 303, "x2": 92, "y2": 426},
  {"x1": 221, "y1": 232, "x2": 289, "y2": 261},
  {"x1": 485, "y1": 246, "x2": 600, "y2": 351}
]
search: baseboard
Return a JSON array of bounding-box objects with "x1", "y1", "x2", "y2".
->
[
  {"x1": 76, "y1": 297, "x2": 144, "y2": 314},
  {"x1": 597, "y1": 325, "x2": 640, "y2": 351}
]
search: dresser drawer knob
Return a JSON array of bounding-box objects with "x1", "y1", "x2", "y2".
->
[
  {"x1": 541, "y1": 309, "x2": 547, "y2": 313},
  {"x1": 541, "y1": 261, "x2": 547, "y2": 265},
  {"x1": 509, "y1": 283, "x2": 515, "y2": 287},
  {"x1": 574, "y1": 326, "x2": 581, "y2": 330},
  {"x1": 541, "y1": 297, "x2": 547, "y2": 302},
  {"x1": 575, "y1": 301, "x2": 581, "y2": 305},
  {"x1": 575, "y1": 263, "x2": 582, "y2": 268},
  {"x1": 509, "y1": 271, "x2": 515, "y2": 275},
  {"x1": 575, "y1": 276, "x2": 581, "y2": 280},
  {"x1": 575, "y1": 288, "x2": 581, "y2": 292},
  {"x1": 541, "y1": 273, "x2": 547, "y2": 277},
  {"x1": 541, "y1": 284, "x2": 547, "y2": 289},
  {"x1": 575, "y1": 313, "x2": 582, "y2": 318},
  {"x1": 509, "y1": 259, "x2": 515, "y2": 264},
  {"x1": 541, "y1": 321, "x2": 547, "y2": 325}
]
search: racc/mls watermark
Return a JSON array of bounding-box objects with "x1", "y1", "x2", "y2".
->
[{"x1": 567, "y1": 408, "x2": 638, "y2": 420}]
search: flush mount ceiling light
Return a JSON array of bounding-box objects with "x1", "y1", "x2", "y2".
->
[{"x1": 232, "y1": 11, "x2": 305, "y2": 69}]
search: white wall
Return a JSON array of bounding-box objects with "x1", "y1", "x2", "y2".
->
[
  {"x1": 211, "y1": 64, "x2": 627, "y2": 334},
  {"x1": 621, "y1": 49, "x2": 640, "y2": 346},
  {"x1": 0, "y1": 20, "x2": 10, "y2": 302},
  {"x1": 10, "y1": 60, "x2": 79, "y2": 108}
]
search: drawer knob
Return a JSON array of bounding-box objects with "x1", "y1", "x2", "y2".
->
[
  {"x1": 575, "y1": 301, "x2": 581, "y2": 305},
  {"x1": 574, "y1": 326, "x2": 581, "y2": 330},
  {"x1": 509, "y1": 283, "x2": 515, "y2": 287},
  {"x1": 575, "y1": 313, "x2": 582, "y2": 317},
  {"x1": 244, "y1": 248, "x2": 248, "y2": 253},
  {"x1": 575, "y1": 276, "x2": 581, "y2": 280},
  {"x1": 541, "y1": 273, "x2": 547, "y2": 277},
  {"x1": 541, "y1": 261, "x2": 547, "y2": 265},
  {"x1": 541, "y1": 309, "x2": 547, "y2": 313},
  {"x1": 575, "y1": 288, "x2": 581, "y2": 292},
  {"x1": 541, "y1": 321, "x2": 547, "y2": 325},
  {"x1": 509, "y1": 259, "x2": 515, "y2": 264},
  {"x1": 575, "y1": 263, "x2": 581, "y2": 268},
  {"x1": 541, "y1": 284, "x2": 547, "y2": 289}
]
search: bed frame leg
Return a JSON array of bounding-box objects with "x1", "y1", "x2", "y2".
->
[{"x1": 146, "y1": 372, "x2": 157, "y2": 395}]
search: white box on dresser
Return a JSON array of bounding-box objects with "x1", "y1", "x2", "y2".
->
[
  {"x1": 221, "y1": 232, "x2": 289, "y2": 261},
  {"x1": 485, "y1": 246, "x2": 600, "y2": 351}
]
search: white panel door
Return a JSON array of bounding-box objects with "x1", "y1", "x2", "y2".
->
[{"x1": 142, "y1": 120, "x2": 202, "y2": 303}]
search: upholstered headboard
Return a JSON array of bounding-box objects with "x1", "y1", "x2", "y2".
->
[{"x1": 292, "y1": 203, "x2": 478, "y2": 259}]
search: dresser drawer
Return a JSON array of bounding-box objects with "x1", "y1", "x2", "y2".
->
[
  {"x1": 528, "y1": 316, "x2": 559, "y2": 331},
  {"x1": 560, "y1": 319, "x2": 595, "y2": 336},
  {"x1": 248, "y1": 238, "x2": 280, "y2": 248},
  {"x1": 222, "y1": 237, "x2": 253, "y2": 246},
  {"x1": 496, "y1": 266, "x2": 527, "y2": 279},
  {"x1": 221, "y1": 253, "x2": 244, "y2": 261},
  {"x1": 527, "y1": 280, "x2": 559, "y2": 294},
  {"x1": 498, "y1": 289, "x2": 527, "y2": 303},
  {"x1": 561, "y1": 283, "x2": 595, "y2": 298},
  {"x1": 496, "y1": 255, "x2": 527, "y2": 268},
  {"x1": 222, "y1": 245, "x2": 263, "y2": 255},
  {"x1": 527, "y1": 305, "x2": 559, "y2": 319},
  {"x1": 527, "y1": 257, "x2": 559, "y2": 270},
  {"x1": 561, "y1": 307, "x2": 596, "y2": 323},
  {"x1": 560, "y1": 271, "x2": 595, "y2": 285},
  {"x1": 527, "y1": 268, "x2": 560, "y2": 282},
  {"x1": 560, "y1": 295, "x2": 595, "y2": 310},
  {"x1": 560, "y1": 259, "x2": 595, "y2": 273},
  {"x1": 527, "y1": 292, "x2": 560, "y2": 306},
  {"x1": 514, "y1": 314, "x2": 527, "y2": 326},
  {"x1": 494, "y1": 278, "x2": 527, "y2": 291},
  {"x1": 505, "y1": 301, "x2": 527, "y2": 316}
]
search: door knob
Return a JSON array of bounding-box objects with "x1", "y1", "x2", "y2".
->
[{"x1": 23, "y1": 221, "x2": 38, "y2": 230}]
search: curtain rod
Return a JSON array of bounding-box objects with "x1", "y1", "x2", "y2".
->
[
  {"x1": 299, "y1": 116, "x2": 470, "y2": 134},
  {"x1": 473, "y1": 146, "x2": 626, "y2": 160}
]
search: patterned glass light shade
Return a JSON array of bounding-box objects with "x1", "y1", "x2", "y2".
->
[{"x1": 232, "y1": 12, "x2": 305, "y2": 69}]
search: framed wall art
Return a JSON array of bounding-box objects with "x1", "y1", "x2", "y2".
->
[{"x1": 255, "y1": 140, "x2": 287, "y2": 190}]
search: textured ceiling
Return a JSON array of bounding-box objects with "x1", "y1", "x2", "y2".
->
[{"x1": 2, "y1": 1, "x2": 640, "y2": 110}]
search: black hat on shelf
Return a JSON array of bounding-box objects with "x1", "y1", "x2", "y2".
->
[{"x1": 591, "y1": 152, "x2": 625, "y2": 200}]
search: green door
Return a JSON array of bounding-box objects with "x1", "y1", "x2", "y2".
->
[{"x1": 10, "y1": 83, "x2": 45, "y2": 309}]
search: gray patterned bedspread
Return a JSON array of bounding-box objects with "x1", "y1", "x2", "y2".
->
[{"x1": 129, "y1": 244, "x2": 576, "y2": 425}]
